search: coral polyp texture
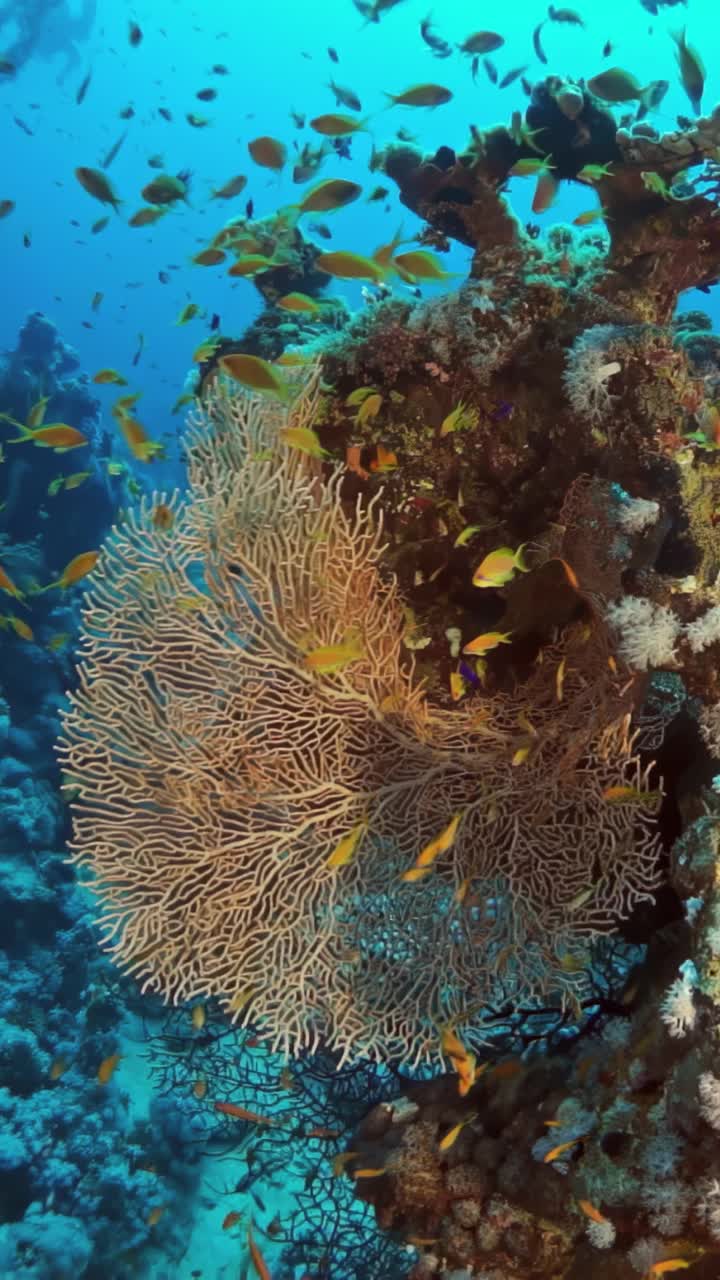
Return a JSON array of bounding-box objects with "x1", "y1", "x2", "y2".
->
[{"x1": 60, "y1": 371, "x2": 662, "y2": 1069}]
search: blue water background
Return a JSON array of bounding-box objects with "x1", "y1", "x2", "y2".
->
[{"x1": 2, "y1": 0, "x2": 718, "y2": 490}]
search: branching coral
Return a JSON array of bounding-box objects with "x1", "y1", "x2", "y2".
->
[{"x1": 60, "y1": 372, "x2": 664, "y2": 1068}]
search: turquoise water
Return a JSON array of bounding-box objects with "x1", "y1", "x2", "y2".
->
[{"x1": 1, "y1": 1, "x2": 718, "y2": 1277}]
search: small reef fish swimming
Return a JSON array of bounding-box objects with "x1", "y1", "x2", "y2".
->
[
  {"x1": 385, "y1": 83, "x2": 453, "y2": 107},
  {"x1": 75, "y1": 166, "x2": 121, "y2": 209},
  {"x1": 472, "y1": 544, "x2": 529, "y2": 588}
]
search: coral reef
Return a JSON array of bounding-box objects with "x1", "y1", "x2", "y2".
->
[{"x1": 50, "y1": 68, "x2": 720, "y2": 1279}]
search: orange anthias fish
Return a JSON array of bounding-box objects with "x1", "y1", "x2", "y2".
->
[
  {"x1": 326, "y1": 820, "x2": 368, "y2": 869},
  {"x1": 438, "y1": 1111, "x2": 477, "y2": 1152},
  {"x1": 647, "y1": 1263, "x2": 691, "y2": 1277},
  {"x1": 462, "y1": 630, "x2": 512, "y2": 656},
  {"x1": 400, "y1": 812, "x2": 463, "y2": 882},
  {"x1": 543, "y1": 1135, "x2": 585, "y2": 1163},
  {"x1": 97, "y1": 1051, "x2": 122, "y2": 1084},
  {"x1": 439, "y1": 1021, "x2": 477, "y2": 1096},
  {"x1": 472, "y1": 543, "x2": 528, "y2": 588},
  {"x1": 578, "y1": 1199, "x2": 608, "y2": 1225},
  {"x1": 0, "y1": 563, "x2": 25, "y2": 601},
  {"x1": 214, "y1": 1101, "x2": 274, "y2": 1125},
  {"x1": 222, "y1": 1210, "x2": 243, "y2": 1231},
  {"x1": 40, "y1": 550, "x2": 100, "y2": 591},
  {"x1": 247, "y1": 1225, "x2": 272, "y2": 1279},
  {"x1": 303, "y1": 631, "x2": 365, "y2": 674},
  {"x1": 117, "y1": 414, "x2": 164, "y2": 462},
  {"x1": 6, "y1": 421, "x2": 88, "y2": 451}
]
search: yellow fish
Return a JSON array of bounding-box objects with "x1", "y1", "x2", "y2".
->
[
  {"x1": 399, "y1": 865, "x2": 434, "y2": 883},
  {"x1": 193, "y1": 341, "x2": 220, "y2": 363},
  {"x1": 326, "y1": 820, "x2": 368, "y2": 868},
  {"x1": 543, "y1": 1136, "x2": 584, "y2": 1163},
  {"x1": 97, "y1": 1051, "x2": 122, "y2": 1085},
  {"x1": 176, "y1": 303, "x2": 200, "y2": 325},
  {"x1": 648, "y1": 1263, "x2": 691, "y2": 1277},
  {"x1": 304, "y1": 633, "x2": 365, "y2": 674},
  {"x1": 279, "y1": 425, "x2": 329, "y2": 458},
  {"x1": 416, "y1": 813, "x2": 463, "y2": 867},
  {"x1": 438, "y1": 1112, "x2": 477, "y2": 1152},
  {"x1": 219, "y1": 353, "x2": 289, "y2": 400},
  {"x1": 129, "y1": 206, "x2": 167, "y2": 227},
  {"x1": 227, "y1": 254, "x2": 277, "y2": 277},
  {"x1": 577, "y1": 1200, "x2": 608, "y2": 1225},
  {"x1": 602, "y1": 785, "x2": 661, "y2": 805},
  {"x1": 6, "y1": 615, "x2": 33, "y2": 641},
  {"x1": 440, "y1": 402, "x2": 478, "y2": 436},
  {"x1": 449, "y1": 671, "x2": 466, "y2": 702},
  {"x1": 277, "y1": 292, "x2": 321, "y2": 314},
  {"x1": 472, "y1": 544, "x2": 528, "y2": 588},
  {"x1": 64, "y1": 471, "x2": 90, "y2": 490},
  {"x1": 191, "y1": 1004, "x2": 206, "y2": 1031},
  {"x1": 356, "y1": 393, "x2": 383, "y2": 426},
  {"x1": 5, "y1": 421, "x2": 88, "y2": 452},
  {"x1": 193, "y1": 248, "x2": 226, "y2": 267},
  {"x1": 462, "y1": 630, "x2": 512, "y2": 656},
  {"x1": 297, "y1": 178, "x2": 363, "y2": 215},
  {"x1": 93, "y1": 368, "x2": 127, "y2": 385},
  {"x1": 310, "y1": 113, "x2": 368, "y2": 136},
  {"x1": 453, "y1": 524, "x2": 484, "y2": 548},
  {"x1": 402, "y1": 813, "x2": 463, "y2": 883},
  {"x1": 385, "y1": 84, "x2": 453, "y2": 107},
  {"x1": 316, "y1": 251, "x2": 384, "y2": 282},
  {"x1": 40, "y1": 550, "x2": 100, "y2": 592},
  {"x1": 247, "y1": 135, "x2": 287, "y2": 170},
  {"x1": 393, "y1": 250, "x2": 456, "y2": 282},
  {"x1": 27, "y1": 395, "x2": 50, "y2": 428}
]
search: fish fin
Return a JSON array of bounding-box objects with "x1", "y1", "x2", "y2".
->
[
  {"x1": 515, "y1": 542, "x2": 531, "y2": 572},
  {"x1": 6, "y1": 423, "x2": 33, "y2": 443}
]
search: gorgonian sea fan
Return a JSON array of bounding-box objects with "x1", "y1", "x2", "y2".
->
[{"x1": 59, "y1": 368, "x2": 663, "y2": 1067}]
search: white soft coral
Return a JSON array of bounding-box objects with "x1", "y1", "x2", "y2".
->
[
  {"x1": 563, "y1": 324, "x2": 622, "y2": 422},
  {"x1": 685, "y1": 605, "x2": 720, "y2": 654},
  {"x1": 605, "y1": 596, "x2": 681, "y2": 671}
]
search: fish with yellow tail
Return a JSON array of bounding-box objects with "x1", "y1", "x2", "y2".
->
[
  {"x1": 0, "y1": 563, "x2": 25, "y2": 602},
  {"x1": 462, "y1": 630, "x2": 512, "y2": 656},
  {"x1": 647, "y1": 1262, "x2": 691, "y2": 1277},
  {"x1": 279, "y1": 424, "x2": 329, "y2": 459},
  {"x1": 37, "y1": 550, "x2": 100, "y2": 592},
  {"x1": 326, "y1": 820, "x2": 369, "y2": 869},
  {"x1": 438, "y1": 1111, "x2": 478, "y2": 1152},
  {"x1": 2, "y1": 416, "x2": 88, "y2": 452},
  {"x1": 97, "y1": 1051, "x2": 122, "y2": 1084},
  {"x1": 303, "y1": 629, "x2": 365, "y2": 675},
  {"x1": 472, "y1": 543, "x2": 528, "y2": 588},
  {"x1": 247, "y1": 1223, "x2": 272, "y2": 1279},
  {"x1": 218, "y1": 353, "x2": 290, "y2": 401},
  {"x1": 671, "y1": 27, "x2": 704, "y2": 114},
  {"x1": 400, "y1": 812, "x2": 463, "y2": 882},
  {"x1": 543, "y1": 1135, "x2": 586, "y2": 1163}
]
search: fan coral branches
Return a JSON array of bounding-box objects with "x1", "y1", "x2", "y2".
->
[{"x1": 60, "y1": 371, "x2": 663, "y2": 1067}]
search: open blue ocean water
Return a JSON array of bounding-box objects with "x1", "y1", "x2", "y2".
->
[{"x1": 2, "y1": 0, "x2": 720, "y2": 1277}]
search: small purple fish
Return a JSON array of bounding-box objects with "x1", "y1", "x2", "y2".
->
[
  {"x1": 489, "y1": 400, "x2": 513, "y2": 423},
  {"x1": 459, "y1": 661, "x2": 482, "y2": 687},
  {"x1": 210, "y1": 313, "x2": 220, "y2": 331}
]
